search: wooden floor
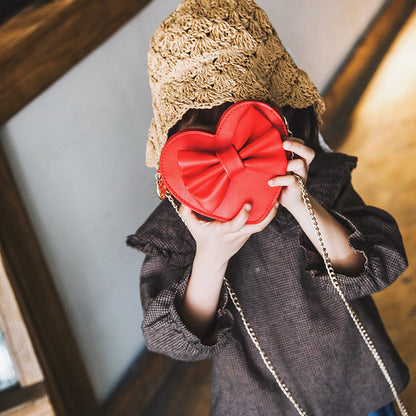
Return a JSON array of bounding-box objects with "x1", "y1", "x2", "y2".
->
[
  {"x1": 339, "y1": 9, "x2": 416, "y2": 413},
  {"x1": 1, "y1": 397, "x2": 54, "y2": 416}
]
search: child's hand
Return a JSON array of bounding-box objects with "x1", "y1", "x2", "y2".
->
[
  {"x1": 179, "y1": 202, "x2": 278, "y2": 268},
  {"x1": 268, "y1": 138, "x2": 315, "y2": 211},
  {"x1": 178, "y1": 204, "x2": 277, "y2": 340}
]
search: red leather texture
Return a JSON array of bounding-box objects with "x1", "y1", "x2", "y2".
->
[{"x1": 159, "y1": 101, "x2": 288, "y2": 224}]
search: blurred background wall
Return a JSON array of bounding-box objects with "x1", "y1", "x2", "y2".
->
[{"x1": 0, "y1": 0, "x2": 387, "y2": 403}]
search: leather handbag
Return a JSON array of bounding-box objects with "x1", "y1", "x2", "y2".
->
[{"x1": 157, "y1": 100, "x2": 289, "y2": 224}]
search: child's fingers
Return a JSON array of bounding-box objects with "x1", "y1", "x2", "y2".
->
[
  {"x1": 286, "y1": 158, "x2": 307, "y2": 178},
  {"x1": 178, "y1": 205, "x2": 200, "y2": 228},
  {"x1": 268, "y1": 175, "x2": 297, "y2": 188},
  {"x1": 283, "y1": 139, "x2": 315, "y2": 165},
  {"x1": 179, "y1": 204, "x2": 191, "y2": 219},
  {"x1": 283, "y1": 136, "x2": 304, "y2": 145},
  {"x1": 227, "y1": 203, "x2": 252, "y2": 233},
  {"x1": 240, "y1": 203, "x2": 278, "y2": 235}
]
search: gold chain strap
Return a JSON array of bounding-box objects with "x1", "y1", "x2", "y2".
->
[
  {"x1": 295, "y1": 174, "x2": 408, "y2": 416},
  {"x1": 223, "y1": 276, "x2": 308, "y2": 415},
  {"x1": 159, "y1": 172, "x2": 408, "y2": 416}
]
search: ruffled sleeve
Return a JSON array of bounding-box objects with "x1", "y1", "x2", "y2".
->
[
  {"x1": 300, "y1": 152, "x2": 408, "y2": 300},
  {"x1": 127, "y1": 200, "x2": 234, "y2": 361}
]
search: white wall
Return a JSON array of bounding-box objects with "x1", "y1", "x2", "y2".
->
[
  {"x1": 257, "y1": 0, "x2": 387, "y2": 91},
  {"x1": 0, "y1": 0, "x2": 386, "y2": 403}
]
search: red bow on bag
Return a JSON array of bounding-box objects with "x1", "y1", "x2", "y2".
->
[{"x1": 159, "y1": 101, "x2": 289, "y2": 224}]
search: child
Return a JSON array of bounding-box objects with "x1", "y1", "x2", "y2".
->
[{"x1": 127, "y1": 0, "x2": 409, "y2": 414}]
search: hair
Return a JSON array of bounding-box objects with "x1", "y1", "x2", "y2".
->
[
  {"x1": 280, "y1": 105, "x2": 321, "y2": 152},
  {"x1": 168, "y1": 102, "x2": 322, "y2": 152}
]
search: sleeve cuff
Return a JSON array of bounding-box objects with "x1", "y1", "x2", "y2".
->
[
  {"x1": 170, "y1": 269, "x2": 234, "y2": 349},
  {"x1": 299, "y1": 210, "x2": 383, "y2": 300}
]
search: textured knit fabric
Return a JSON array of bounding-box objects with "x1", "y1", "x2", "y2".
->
[
  {"x1": 127, "y1": 152, "x2": 409, "y2": 415},
  {"x1": 367, "y1": 402, "x2": 397, "y2": 416},
  {"x1": 146, "y1": 0, "x2": 325, "y2": 167}
]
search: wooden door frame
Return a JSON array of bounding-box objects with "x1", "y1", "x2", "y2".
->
[{"x1": 0, "y1": 1, "x2": 151, "y2": 415}]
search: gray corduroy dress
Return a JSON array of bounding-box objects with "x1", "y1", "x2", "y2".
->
[{"x1": 127, "y1": 152, "x2": 409, "y2": 416}]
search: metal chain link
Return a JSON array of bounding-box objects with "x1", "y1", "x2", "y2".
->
[
  {"x1": 224, "y1": 277, "x2": 308, "y2": 416},
  {"x1": 160, "y1": 173, "x2": 408, "y2": 416},
  {"x1": 294, "y1": 174, "x2": 408, "y2": 416}
]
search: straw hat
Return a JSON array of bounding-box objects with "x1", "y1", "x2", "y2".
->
[{"x1": 146, "y1": 0, "x2": 325, "y2": 167}]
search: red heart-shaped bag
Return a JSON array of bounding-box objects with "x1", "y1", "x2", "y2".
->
[{"x1": 158, "y1": 101, "x2": 289, "y2": 224}]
